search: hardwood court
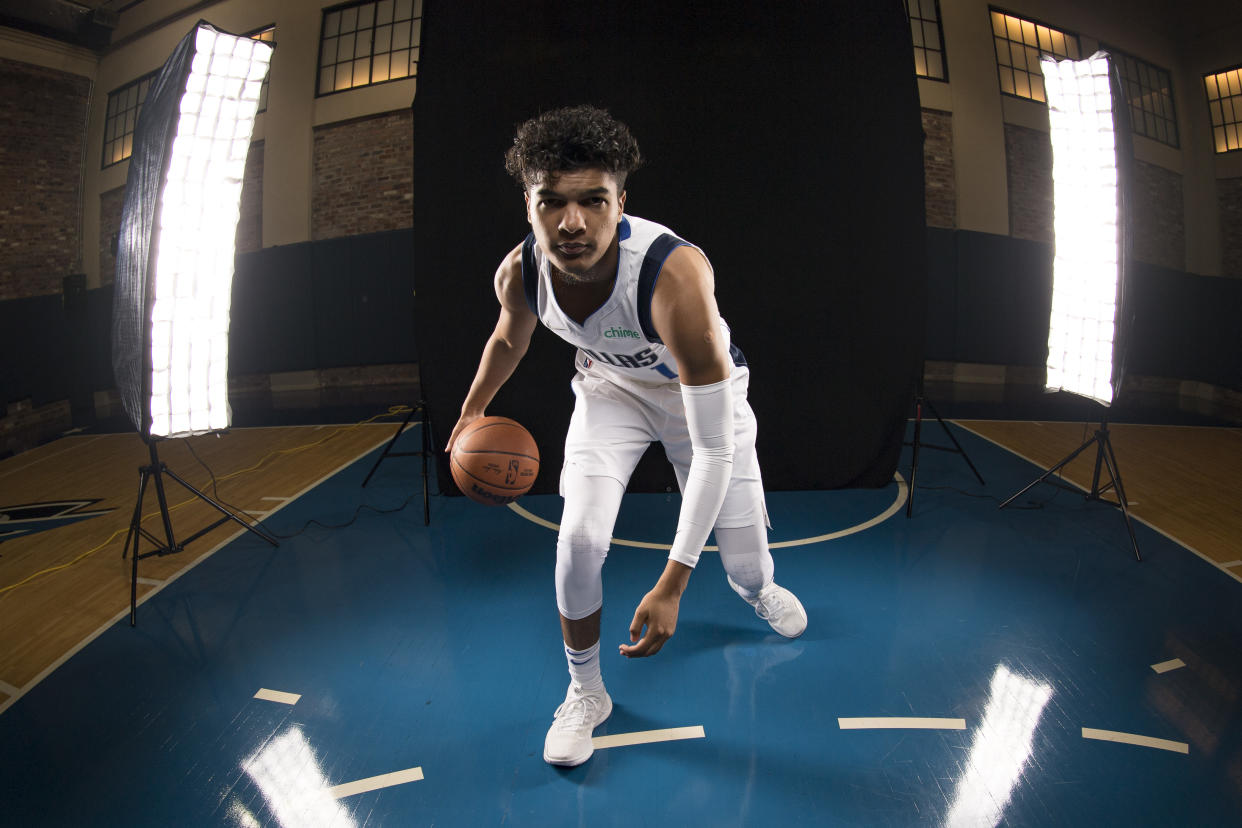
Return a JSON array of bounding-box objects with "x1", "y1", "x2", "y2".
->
[
  {"x1": 0, "y1": 422, "x2": 399, "y2": 703},
  {"x1": 956, "y1": 421, "x2": 1242, "y2": 573}
]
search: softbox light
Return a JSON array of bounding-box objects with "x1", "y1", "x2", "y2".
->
[
  {"x1": 1041, "y1": 52, "x2": 1130, "y2": 406},
  {"x1": 112, "y1": 21, "x2": 273, "y2": 439},
  {"x1": 999, "y1": 51, "x2": 1142, "y2": 561}
]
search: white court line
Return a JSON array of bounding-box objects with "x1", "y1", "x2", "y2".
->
[
  {"x1": 135, "y1": 577, "x2": 163, "y2": 587},
  {"x1": 0, "y1": 680, "x2": 20, "y2": 697},
  {"x1": 261, "y1": 497, "x2": 290, "y2": 502},
  {"x1": 1222, "y1": 560, "x2": 1242, "y2": 568},
  {"x1": 327, "y1": 767, "x2": 424, "y2": 799},
  {"x1": 244, "y1": 510, "x2": 271, "y2": 517},
  {"x1": 592, "y1": 725, "x2": 706, "y2": 750},
  {"x1": 507, "y1": 473, "x2": 908, "y2": 551},
  {"x1": 0, "y1": 429, "x2": 395, "y2": 717},
  {"x1": 254, "y1": 688, "x2": 301, "y2": 705},
  {"x1": 1151, "y1": 658, "x2": 1186, "y2": 674},
  {"x1": 1082, "y1": 727, "x2": 1189, "y2": 754},
  {"x1": 839, "y1": 717, "x2": 966, "y2": 730},
  {"x1": 954, "y1": 422, "x2": 1242, "y2": 587},
  {"x1": 0, "y1": 434, "x2": 108, "y2": 482}
]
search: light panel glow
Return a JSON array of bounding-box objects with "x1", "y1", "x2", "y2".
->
[
  {"x1": 1041, "y1": 53, "x2": 1122, "y2": 406},
  {"x1": 149, "y1": 25, "x2": 272, "y2": 437}
]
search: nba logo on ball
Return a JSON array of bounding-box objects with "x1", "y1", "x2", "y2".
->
[{"x1": 450, "y1": 417, "x2": 540, "y2": 505}]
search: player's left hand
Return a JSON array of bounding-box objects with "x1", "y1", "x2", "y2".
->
[{"x1": 620, "y1": 589, "x2": 681, "y2": 658}]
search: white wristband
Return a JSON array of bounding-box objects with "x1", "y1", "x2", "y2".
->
[{"x1": 668, "y1": 377, "x2": 735, "y2": 568}]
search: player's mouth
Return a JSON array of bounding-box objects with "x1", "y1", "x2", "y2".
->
[{"x1": 557, "y1": 242, "x2": 588, "y2": 257}]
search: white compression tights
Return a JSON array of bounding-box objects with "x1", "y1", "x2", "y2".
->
[{"x1": 554, "y1": 469, "x2": 775, "y2": 620}]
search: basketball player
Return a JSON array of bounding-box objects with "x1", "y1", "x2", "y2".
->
[{"x1": 448, "y1": 105, "x2": 806, "y2": 767}]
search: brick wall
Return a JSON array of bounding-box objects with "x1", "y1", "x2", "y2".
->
[
  {"x1": 1004, "y1": 123, "x2": 1052, "y2": 243},
  {"x1": 311, "y1": 110, "x2": 413, "y2": 240},
  {"x1": 1131, "y1": 160, "x2": 1184, "y2": 271},
  {"x1": 1220, "y1": 177, "x2": 1242, "y2": 278},
  {"x1": 922, "y1": 109, "x2": 955, "y2": 229},
  {"x1": 0, "y1": 57, "x2": 91, "y2": 300},
  {"x1": 98, "y1": 186, "x2": 125, "y2": 286},
  {"x1": 236, "y1": 141, "x2": 264, "y2": 254}
]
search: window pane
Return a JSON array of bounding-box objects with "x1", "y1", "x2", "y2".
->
[
  {"x1": 1000, "y1": 69, "x2": 1015, "y2": 95},
  {"x1": 923, "y1": 21, "x2": 938, "y2": 47},
  {"x1": 1037, "y1": 25, "x2": 1051, "y2": 52},
  {"x1": 394, "y1": 22, "x2": 410, "y2": 50},
  {"x1": 1021, "y1": 20, "x2": 1037, "y2": 46},
  {"x1": 372, "y1": 52, "x2": 390, "y2": 82},
  {"x1": 395, "y1": 0, "x2": 413, "y2": 21},
  {"x1": 914, "y1": 49, "x2": 927, "y2": 75},
  {"x1": 375, "y1": 24, "x2": 392, "y2": 53},
  {"x1": 319, "y1": 66, "x2": 334, "y2": 94},
  {"x1": 355, "y1": 31, "x2": 371, "y2": 59},
  {"x1": 911, "y1": 19, "x2": 924, "y2": 47},
  {"x1": 1210, "y1": 100, "x2": 1223, "y2": 126},
  {"x1": 376, "y1": 0, "x2": 393, "y2": 24},
  {"x1": 353, "y1": 58, "x2": 369, "y2": 86},
  {"x1": 996, "y1": 37, "x2": 1009, "y2": 66},
  {"x1": 927, "y1": 52, "x2": 943, "y2": 79},
  {"x1": 321, "y1": 37, "x2": 338, "y2": 67},
  {"x1": 324, "y1": 11, "x2": 340, "y2": 37},
  {"x1": 341, "y1": 7, "x2": 358, "y2": 32},
  {"x1": 358, "y1": 3, "x2": 375, "y2": 29},
  {"x1": 1015, "y1": 72, "x2": 1030, "y2": 98},
  {"x1": 1215, "y1": 126, "x2": 1227, "y2": 153},
  {"x1": 338, "y1": 33, "x2": 355, "y2": 62},
  {"x1": 991, "y1": 11, "x2": 1006, "y2": 37},
  {"x1": 389, "y1": 49, "x2": 408, "y2": 79}
]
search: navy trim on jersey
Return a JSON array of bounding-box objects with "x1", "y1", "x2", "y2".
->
[
  {"x1": 729, "y1": 342, "x2": 747, "y2": 367},
  {"x1": 618, "y1": 216, "x2": 631, "y2": 242},
  {"x1": 636, "y1": 233, "x2": 688, "y2": 343},
  {"x1": 520, "y1": 233, "x2": 538, "y2": 315}
]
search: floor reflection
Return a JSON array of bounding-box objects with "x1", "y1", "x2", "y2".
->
[
  {"x1": 239, "y1": 726, "x2": 356, "y2": 828},
  {"x1": 945, "y1": 664, "x2": 1054, "y2": 828}
]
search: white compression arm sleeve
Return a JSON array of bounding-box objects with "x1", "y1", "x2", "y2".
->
[{"x1": 668, "y1": 377, "x2": 735, "y2": 568}]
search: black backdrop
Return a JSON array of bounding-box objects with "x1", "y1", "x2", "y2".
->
[{"x1": 412, "y1": 1, "x2": 926, "y2": 495}]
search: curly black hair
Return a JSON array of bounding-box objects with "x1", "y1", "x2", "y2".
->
[{"x1": 504, "y1": 105, "x2": 644, "y2": 190}]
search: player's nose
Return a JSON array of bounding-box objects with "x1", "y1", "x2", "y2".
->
[{"x1": 559, "y1": 204, "x2": 585, "y2": 233}]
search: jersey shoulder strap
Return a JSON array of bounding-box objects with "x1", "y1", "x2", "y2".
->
[
  {"x1": 520, "y1": 233, "x2": 539, "y2": 315},
  {"x1": 635, "y1": 233, "x2": 689, "y2": 344}
]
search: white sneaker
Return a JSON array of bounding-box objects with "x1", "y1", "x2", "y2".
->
[
  {"x1": 543, "y1": 683, "x2": 613, "y2": 767},
  {"x1": 728, "y1": 576, "x2": 808, "y2": 638}
]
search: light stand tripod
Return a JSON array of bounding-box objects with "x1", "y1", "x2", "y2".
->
[
  {"x1": 360, "y1": 401, "x2": 432, "y2": 526},
  {"x1": 998, "y1": 410, "x2": 1141, "y2": 561},
  {"x1": 905, "y1": 390, "x2": 986, "y2": 517},
  {"x1": 124, "y1": 439, "x2": 279, "y2": 625}
]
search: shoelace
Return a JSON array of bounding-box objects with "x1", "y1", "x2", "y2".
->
[
  {"x1": 553, "y1": 694, "x2": 602, "y2": 730},
  {"x1": 755, "y1": 587, "x2": 789, "y2": 621}
]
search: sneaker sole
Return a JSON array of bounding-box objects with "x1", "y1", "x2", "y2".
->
[{"x1": 542, "y1": 694, "x2": 613, "y2": 767}]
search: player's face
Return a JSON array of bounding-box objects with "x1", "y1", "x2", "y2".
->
[{"x1": 525, "y1": 168, "x2": 626, "y2": 283}]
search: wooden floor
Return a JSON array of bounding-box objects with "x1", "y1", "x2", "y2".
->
[
  {"x1": 0, "y1": 418, "x2": 1238, "y2": 712},
  {"x1": 957, "y1": 420, "x2": 1242, "y2": 573},
  {"x1": 0, "y1": 423, "x2": 397, "y2": 706}
]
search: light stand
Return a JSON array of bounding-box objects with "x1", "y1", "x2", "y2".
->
[
  {"x1": 905, "y1": 386, "x2": 985, "y2": 517},
  {"x1": 124, "y1": 440, "x2": 278, "y2": 625},
  {"x1": 109, "y1": 22, "x2": 276, "y2": 622},
  {"x1": 361, "y1": 401, "x2": 433, "y2": 525},
  {"x1": 999, "y1": 52, "x2": 1140, "y2": 561},
  {"x1": 997, "y1": 408, "x2": 1140, "y2": 560}
]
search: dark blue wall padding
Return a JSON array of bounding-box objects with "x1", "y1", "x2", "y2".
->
[
  {"x1": 229, "y1": 229, "x2": 417, "y2": 375},
  {"x1": 411, "y1": 1, "x2": 928, "y2": 494}
]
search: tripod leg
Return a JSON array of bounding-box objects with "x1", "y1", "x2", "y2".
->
[
  {"x1": 923, "y1": 397, "x2": 985, "y2": 485},
  {"x1": 998, "y1": 437, "x2": 1096, "y2": 510},
  {"x1": 906, "y1": 397, "x2": 924, "y2": 518},
  {"x1": 362, "y1": 407, "x2": 417, "y2": 488},
  {"x1": 161, "y1": 466, "x2": 279, "y2": 546},
  {"x1": 1099, "y1": 435, "x2": 1142, "y2": 562},
  {"x1": 128, "y1": 467, "x2": 151, "y2": 627}
]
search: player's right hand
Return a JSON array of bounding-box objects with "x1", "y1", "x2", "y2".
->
[{"x1": 446, "y1": 411, "x2": 483, "y2": 454}]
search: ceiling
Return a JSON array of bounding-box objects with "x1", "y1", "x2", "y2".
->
[{"x1": 0, "y1": 0, "x2": 127, "y2": 52}]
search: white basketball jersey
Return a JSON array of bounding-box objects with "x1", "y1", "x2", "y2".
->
[{"x1": 521, "y1": 214, "x2": 743, "y2": 389}]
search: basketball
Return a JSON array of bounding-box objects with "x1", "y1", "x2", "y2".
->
[{"x1": 450, "y1": 416, "x2": 540, "y2": 505}]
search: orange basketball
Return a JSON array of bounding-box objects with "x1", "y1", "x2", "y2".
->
[{"x1": 450, "y1": 416, "x2": 540, "y2": 505}]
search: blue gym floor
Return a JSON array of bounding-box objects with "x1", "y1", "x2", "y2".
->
[{"x1": 2, "y1": 423, "x2": 1239, "y2": 826}]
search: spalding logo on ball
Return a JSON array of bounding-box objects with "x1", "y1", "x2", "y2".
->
[{"x1": 450, "y1": 416, "x2": 540, "y2": 505}]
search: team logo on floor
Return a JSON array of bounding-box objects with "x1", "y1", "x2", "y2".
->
[{"x1": 0, "y1": 500, "x2": 113, "y2": 543}]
